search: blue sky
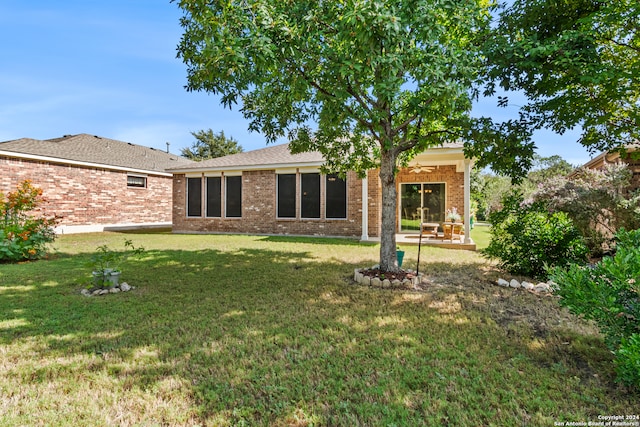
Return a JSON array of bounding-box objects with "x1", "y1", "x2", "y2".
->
[{"x1": 0, "y1": 1, "x2": 594, "y2": 166}]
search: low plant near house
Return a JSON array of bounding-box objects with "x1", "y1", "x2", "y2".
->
[
  {"x1": 0, "y1": 180, "x2": 59, "y2": 262},
  {"x1": 548, "y1": 228, "x2": 640, "y2": 388},
  {"x1": 88, "y1": 239, "x2": 145, "y2": 288},
  {"x1": 482, "y1": 191, "x2": 588, "y2": 279}
]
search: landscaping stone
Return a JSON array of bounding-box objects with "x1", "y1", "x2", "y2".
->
[
  {"x1": 382, "y1": 279, "x2": 391, "y2": 288},
  {"x1": 534, "y1": 283, "x2": 551, "y2": 293},
  {"x1": 392, "y1": 279, "x2": 402, "y2": 288},
  {"x1": 494, "y1": 277, "x2": 555, "y2": 295},
  {"x1": 362, "y1": 276, "x2": 371, "y2": 286},
  {"x1": 371, "y1": 277, "x2": 381, "y2": 288},
  {"x1": 82, "y1": 281, "x2": 135, "y2": 297}
]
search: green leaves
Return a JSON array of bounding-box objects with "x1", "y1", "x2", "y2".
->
[{"x1": 486, "y1": 0, "x2": 640, "y2": 152}]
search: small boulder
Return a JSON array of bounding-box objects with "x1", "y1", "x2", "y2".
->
[
  {"x1": 371, "y1": 277, "x2": 382, "y2": 288},
  {"x1": 497, "y1": 278, "x2": 509, "y2": 287},
  {"x1": 534, "y1": 283, "x2": 551, "y2": 293},
  {"x1": 509, "y1": 279, "x2": 521, "y2": 289},
  {"x1": 382, "y1": 279, "x2": 391, "y2": 288},
  {"x1": 120, "y1": 282, "x2": 132, "y2": 292},
  {"x1": 521, "y1": 281, "x2": 534, "y2": 290},
  {"x1": 81, "y1": 289, "x2": 92, "y2": 297}
]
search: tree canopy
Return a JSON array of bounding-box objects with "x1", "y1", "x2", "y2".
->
[
  {"x1": 176, "y1": 0, "x2": 499, "y2": 271},
  {"x1": 485, "y1": 0, "x2": 640, "y2": 153},
  {"x1": 181, "y1": 129, "x2": 243, "y2": 161}
]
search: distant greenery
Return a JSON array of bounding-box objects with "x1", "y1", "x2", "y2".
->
[
  {"x1": 0, "y1": 232, "x2": 634, "y2": 425},
  {"x1": 180, "y1": 129, "x2": 243, "y2": 161},
  {"x1": 472, "y1": 154, "x2": 574, "y2": 221}
]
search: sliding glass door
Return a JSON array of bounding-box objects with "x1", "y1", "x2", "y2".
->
[{"x1": 400, "y1": 183, "x2": 445, "y2": 232}]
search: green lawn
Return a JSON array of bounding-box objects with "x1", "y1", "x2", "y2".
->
[{"x1": 0, "y1": 231, "x2": 635, "y2": 426}]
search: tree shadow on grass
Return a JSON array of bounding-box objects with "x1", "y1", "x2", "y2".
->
[{"x1": 1, "y1": 247, "x2": 636, "y2": 425}]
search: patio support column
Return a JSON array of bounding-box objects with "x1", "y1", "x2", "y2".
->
[
  {"x1": 361, "y1": 173, "x2": 369, "y2": 241},
  {"x1": 463, "y1": 159, "x2": 471, "y2": 244}
]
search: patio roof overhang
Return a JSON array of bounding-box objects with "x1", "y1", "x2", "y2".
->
[{"x1": 406, "y1": 146, "x2": 473, "y2": 173}]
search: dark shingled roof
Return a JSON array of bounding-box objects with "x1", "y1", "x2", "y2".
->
[
  {"x1": 167, "y1": 143, "x2": 324, "y2": 171},
  {"x1": 0, "y1": 134, "x2": 193, "y2": 173}
]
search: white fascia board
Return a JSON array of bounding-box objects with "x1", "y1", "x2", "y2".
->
[
  {"x1": 169, "y1": 161, "x2": 325, "y2": 174},
  {"x1": 0, "y1": 150, "x2": 173, "y2": 177}
]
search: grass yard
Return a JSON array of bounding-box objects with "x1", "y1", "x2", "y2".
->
[{"x1": 0, "y1": 231, "x2": 636, "y2": 426}]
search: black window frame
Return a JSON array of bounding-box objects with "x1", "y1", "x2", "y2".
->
[
  {"x1": 186, "y1": 177, "x2": 202, "y2": 217},
  {"x1": 300, "y1": 173, "x2": 321, "y2": 219},
  {"x1": 225, "y1": 175, "x2": 242, "y2": 218},
  {"x1": 325, "y1": 174, "x2": 347, "y2": 219},
  {"x1": 206, "y1": 176, "x2": 222, "y2": 218},
  {"x1": 277, "y1": 173, "x2": 297, "y2": 218}
]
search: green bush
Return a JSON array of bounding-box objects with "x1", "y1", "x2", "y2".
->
[
  {"x1": 482, "y1": 192, "x2": 588, "y2": 279},
  {"x1": 549, "y1": 228, "x2": 640, "y2": 388},
  {"x1": 0, "y1": 180, "x2": 59, "y2": 262}
]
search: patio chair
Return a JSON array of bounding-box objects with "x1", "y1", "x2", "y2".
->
[{"x1": 441, "y1": 223, "x2": 463, "y2": 242}]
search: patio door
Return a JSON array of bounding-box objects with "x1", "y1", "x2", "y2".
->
[{"x1": 400, "y1": 183, "x2": 445, "y2": 232}]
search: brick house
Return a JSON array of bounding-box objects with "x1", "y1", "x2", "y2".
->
[
  {"x1": 0, "y1": 134, "x2": 192, "y2": 233},
  {"x1": 169, "y1": 142, "x2": 474, "y2": 246}
]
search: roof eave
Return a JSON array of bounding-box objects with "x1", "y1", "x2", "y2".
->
[{"x1": 0, "y1": 150, "x2": 174, "y2": 177}]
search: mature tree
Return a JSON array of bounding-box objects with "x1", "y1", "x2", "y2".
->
[
  {"x1": 175, "y1": 0, "x2": 503, "y2": 272},
  {"x1": 181, "y1": 129, "x2": 243, "y2": 161},
  {"x1": 486, "y1": 0, "x2": 640, "y2": 153}
]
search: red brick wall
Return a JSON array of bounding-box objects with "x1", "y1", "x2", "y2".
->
[
  {"x1": 1, "y1": 156, "x2": 173, "y2": 227},
  {"x1": 396, "y1": 165, "x2": 465, "y2": 215},
  {"x1": 367, "y1": 165, "x2": 465, "y2": 233},
  {"x1": 173, "y1": 170, "x2": 363, "y2": 237}
]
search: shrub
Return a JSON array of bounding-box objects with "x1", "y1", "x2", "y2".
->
[
  {"x1": 548, "y1": 228, "x2": 640, "y2": 388},
  {"x1": 0, "y1": 180, "x2": 59, "y2": 262},
  {"x1": 482, "y1": 191, "x2": 588, "y2": 279},
  {"x1": 533, "y1": 163, "x2": 640, "y2": 256}
]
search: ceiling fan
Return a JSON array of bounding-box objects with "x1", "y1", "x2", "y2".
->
[{"x1": 410, "y1": 163, "x2": 434, "y2": 173}]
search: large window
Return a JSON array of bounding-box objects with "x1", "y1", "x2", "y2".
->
[
  {"x1": 301, "y1": 173, "x2": 320, "y2": 218},
  {"x1": 277, "y1": 174, "x2": 296, "y2": 218},
  {"x1": 225, "y1": 176, "x2": 242, "y2": 217},
  {"x1": 187, "y1": 177, "x2": 202, "y2": 217},
  {"x1": 325, "y1": 174, "x2": 347, "y2": 219},
  {"x1": 206, "y1": 177, "x2": 221, "y2": 217}
]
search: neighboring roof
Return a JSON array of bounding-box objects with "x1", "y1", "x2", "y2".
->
[
  {"x1": 575, "y1": 145, "x2": 639, "y2": 171},
  {"x1": 0, "y1": 133, "x2": 193, "y2": 175},
  {"x1": 167, "y1": 143, "x2": 325, "y2": 172},
  {"x1": 167, "y1": 141, "x2": 467, "y2": 173}
]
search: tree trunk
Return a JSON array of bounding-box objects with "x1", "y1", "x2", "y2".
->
[{"x1": 379, "y1": 148, "x2": 400, "y2": 272}]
